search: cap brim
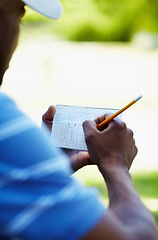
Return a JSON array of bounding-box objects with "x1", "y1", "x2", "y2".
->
[{"x1": 23, "y1": 0, "x2": 62, "y2": 19}]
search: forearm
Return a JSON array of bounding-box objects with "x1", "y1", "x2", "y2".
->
[{"x1": 100, "y1": 164, "x2": 157, "y2": 240}]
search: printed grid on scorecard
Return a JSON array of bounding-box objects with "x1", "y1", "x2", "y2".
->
[{"x1": 51, "y1": 105, "x2": 120, "y2": 151}]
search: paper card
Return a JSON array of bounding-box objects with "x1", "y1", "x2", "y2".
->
[{"x1": 51, "y1": 105, "x2": 120, "y2": 151}]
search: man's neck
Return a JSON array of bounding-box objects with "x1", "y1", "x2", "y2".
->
[
  {"x1": 0, "y1": 75, "x2": 4, "y2": 86},
  {"x1": 0, "y1": 69, "x2": 5, "y2": 86}
]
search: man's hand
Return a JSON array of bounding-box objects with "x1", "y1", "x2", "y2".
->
[
  {"x1": 42, "y1": 105, "x2": 56, "y2": 131},
  {"x1": 83, "y1": 114, "x2": 137, "y2": 172},
  {"x1": 42, "y1": 106, "x2": 94, "y2": 172},
  {"x1": 82, "y1": 115, "x2": 157, "y2": 240}
]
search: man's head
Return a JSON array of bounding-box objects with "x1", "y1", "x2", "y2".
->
[
  {"x1": 0, "y1": 0, "x2": 62, "y2": 85},
  {"x1": 0, "y1": 0, "x2": 25, "y2": 84}
]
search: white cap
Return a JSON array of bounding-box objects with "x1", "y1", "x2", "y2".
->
[{"x1": 23, "y1": 0, "x2": 62, "y2": 19}]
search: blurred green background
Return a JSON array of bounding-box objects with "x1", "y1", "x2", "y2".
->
[
  {"x1": 2, "y1": 0, "x2": 158, "y2": 228},
  {"x1": 23, "y1": 0, "x2": 158, "y2": 44}
]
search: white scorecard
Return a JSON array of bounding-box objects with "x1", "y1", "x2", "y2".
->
[{"x1": 51, "y1": 105, "x2": 119, "y2": 151}]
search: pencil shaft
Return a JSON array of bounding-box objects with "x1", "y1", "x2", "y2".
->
[{"x1": 97, "y1": 97, "x2": 142, "y2": 129}]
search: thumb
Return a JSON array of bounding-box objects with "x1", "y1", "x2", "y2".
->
[{"x1": 42, "y1": 105, "x2": 56, "y2": 122}]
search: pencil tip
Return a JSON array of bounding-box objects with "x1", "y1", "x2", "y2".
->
[{"x1": 135, "y1": 95, "x2": 143, "y2": 102}]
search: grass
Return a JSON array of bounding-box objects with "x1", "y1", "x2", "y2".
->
[{"x1": 132, "y1": 171, "x2": 158, "y2": 198}]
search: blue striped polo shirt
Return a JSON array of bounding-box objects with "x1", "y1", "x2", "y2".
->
[{"x1": 0, "y1": 92, "x2": 105, "y2": 240}]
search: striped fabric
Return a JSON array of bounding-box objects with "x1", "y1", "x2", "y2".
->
[{"x1": 0, "y1": 92, "x2": 105, "y2": 240}]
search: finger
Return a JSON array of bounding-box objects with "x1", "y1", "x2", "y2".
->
[
  {"x1": 71, "y1": 151, "x2": 92, "y2": 172},
  {"x1": 106, "y1": 117, "x2": 127, "y2": 131},
  {"x1": 42, "y1": 105, "x2": 56, "y2": 122},
  {"x1": 82, "y1": 119, "x2": 97, "y2": 138},
  {"x1": 93, "y1": 113, "x2": 112, "y2": 125},
  {"x1": 62, "y1": 148, "x2": 79, "y2": 157},
  {"x1": 93, "y1": 114, "x2": 106, "y2": 125}
]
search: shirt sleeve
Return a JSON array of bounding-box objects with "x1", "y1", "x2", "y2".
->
[{"x1": 0, "y1": 93, "x2": 106, "y2": 240}]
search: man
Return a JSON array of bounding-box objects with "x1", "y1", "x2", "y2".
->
[{"x1": 0, "y1": 0, "x2": 157, "y2": 239}]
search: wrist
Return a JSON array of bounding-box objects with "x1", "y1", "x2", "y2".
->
[
  {"x1": 98, "y1": 153, "x2": 127, "y2": 172},
  {"x1": 98, "y1": 157, "x2": 131, "y2": 182},
  {"x1": 99, "y1": 163, "x2": 138, "y2": 207}
]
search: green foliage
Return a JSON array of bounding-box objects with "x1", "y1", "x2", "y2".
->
[
  {"x1": 132, "y1": 0, "x2": 158, "y2": 33},
  {"x1": 56, "y1": 0, "x2": 145, "y2": 41},
  {"x1": 132, "y1": 171, "x2": 158, "y2": 198},
  {"x1": 83, "y1": 171, "x2": 158, "y2": 198},
  {"x1": 23, "y1": 0, "x2": 158, "y2": 41}
]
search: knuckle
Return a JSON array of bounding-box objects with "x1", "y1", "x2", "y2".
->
[
  {"x1": 117, "y1": 120, "x2": 127, "y2": 130},
  {"x1": 135, "y1": 145, "x2": 138, "y2": 155},
  {"x1": 82, "y1": 120, "x2": 89, "y2": 128},
  {"x1": 121, "y1": 121, "x2": 127, "y2": 129},
  {"x1": 129, "y1": 128, "x2": 134, "y2": 137}
]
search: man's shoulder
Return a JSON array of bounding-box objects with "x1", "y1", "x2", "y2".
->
[
  {"x1": 0, "y1": 91, "x2": 16, "y2": 108},
  {"x1": 0, "y1": 92, "x2": 23, "y2": 123}
]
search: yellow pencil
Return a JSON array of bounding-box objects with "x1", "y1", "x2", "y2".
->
[{"x1": 97, "y1": 96, "x2": 142, "y2": 129}]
